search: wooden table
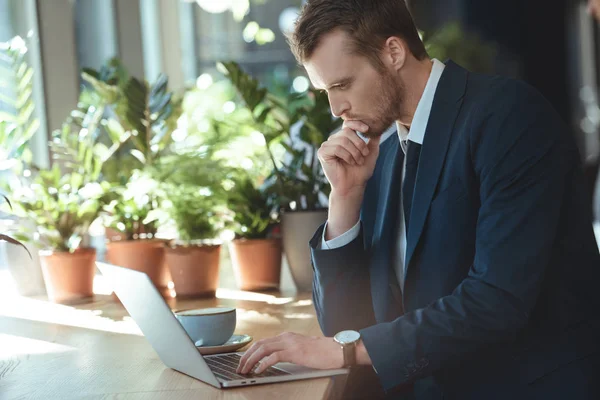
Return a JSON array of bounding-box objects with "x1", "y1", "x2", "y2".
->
[{"x1": 0, "y1": 286, "x2": 349, "y2": 399}]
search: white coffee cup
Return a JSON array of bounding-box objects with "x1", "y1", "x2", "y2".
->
[{"x1": 175, "y1": 307, "x2": 236, "y2": 347}]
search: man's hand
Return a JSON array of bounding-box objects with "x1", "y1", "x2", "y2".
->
[
  {"x1": 236, "y1": 332, "x2": 343, "y2": 375},
  {"x1": 319, "y1": 120, "x2": 382, "y2": 239},
  {"x1": 318, "y1": 120, "x2": 381, "y2": 197}
]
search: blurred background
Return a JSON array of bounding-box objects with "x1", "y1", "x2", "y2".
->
[{"x1": 0, "y1": 0, "x2": 598, "y2": 302}]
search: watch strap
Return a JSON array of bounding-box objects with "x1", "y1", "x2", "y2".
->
[{"x1": 342, "y1": 341, "x2": 357, "y2": 367}]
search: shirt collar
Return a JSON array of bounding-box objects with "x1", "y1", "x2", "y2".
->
[{"x1": 397, "y1": 58, "x2": 445, "y2": 149}]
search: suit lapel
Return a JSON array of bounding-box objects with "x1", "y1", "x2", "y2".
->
[{"x1": 403, "y1": 61, "x2": 468, "y2": 290}]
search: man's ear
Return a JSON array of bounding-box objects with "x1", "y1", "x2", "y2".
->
[{"x1": 382, "y1": 36, "x2": 407, "y2": 72}]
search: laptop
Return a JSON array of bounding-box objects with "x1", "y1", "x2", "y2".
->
[{"x1": 96, "y1": 262, "x2": 348, "y2": 388}]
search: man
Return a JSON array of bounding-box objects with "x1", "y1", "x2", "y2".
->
[{"x1": 237, "y1": 0, "x2": 600, "y2": 398}]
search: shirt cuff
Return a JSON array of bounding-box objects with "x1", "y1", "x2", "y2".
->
[{"x1": 320, "y1": 220, "x2": 361, "y2": 250}]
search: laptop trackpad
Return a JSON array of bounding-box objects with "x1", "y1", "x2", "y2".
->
[
  {"x1": 275, "y1": 362, "x2": 349, "y2": 379},
  {"x1": 276, "y1": 363, "x2": 329, "y2": 374}
]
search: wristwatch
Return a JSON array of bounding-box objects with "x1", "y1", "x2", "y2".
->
[{"x1": 333, "y1": 330, "x2": 361, "y2": 368}]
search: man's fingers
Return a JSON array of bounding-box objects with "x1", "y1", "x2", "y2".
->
[
  {"x1": 332, "y1": 127, "x2": 370, "y2": 157},
  {"x1": 236, "y1": 339, "x2": 269, "y2": 373},
  {"x1": 237, "y1": 332, "x2": 293, "y2": 373},
  {"x1": 239, "y1": 342, "x2": 284, "y2": 374},
  {"x1": 342, "y1": 120, "x2": 369, "y2": 134},
  {"x1": 341, "y1": 122, "x2": 371, "y2": 156},
  {"x1": 254, "y1": 350, "x2": 288, "y2": 374},
  {"x1": 320, "y1": 142, "x2": 358, "y2": 165},
  {"x1": 343, "y1": 131, "x2": 370, "y2": 157},
  {"x1": 336, "y1": 136, "x2": 365, "y2": 164},
  {"x1": 321, "y1": 138, "x2": 365, "y2": 165}
]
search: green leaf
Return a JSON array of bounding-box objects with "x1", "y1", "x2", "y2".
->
[
  {"x1": 81, "y1": 67, "x2": 99, "y2": 80},
  {"x1": 70, "y1": 173, "x2": 84, "y2": 190},
  {"x1": 150, "y1": 74, "x2": 168, "y2": 97},
  {"x1": 256, "y1": 106, "x2": 272, "y2": 124},
  {"x1": 93, "y1": 143, "x2": 110, "y2": 161},
  {"x1": 21, "y1": 148, "x2": 32, "y2": 164},
  {"x1": 219, "y1": 61, "x2": 267, "y2": 113},
  {"x1": 150, "y1": 94, "x2": 171, "y2": 118},
  {"x1": 0, "y1": 111, "x2": 16, "y2": 123},
  {"x1": 130, "y1": 149, "x2": 146, "y2": 164},
  {"x1": 143, "y1": 208, "x2": 167, "y2": 225},
  {"x1": 78, "y1": 198, "x2": 100, "y2": 218},
  {"x1": 84, "y1": 145, "x2": 94, "y2": 172},
  {"x1": 92, "y1": 157, "x2": 102, "y2": 179},
  {"x1": 22, "y1": 118, "x2": 40, "y2": 141},
  {"x1": 81, "y1": 71, "x2": 121, "y2": 103},
  {"x1": 103, "y1": 118, "x2": 127, "y2": 144},
  {"x1": 1, "y1": 195, "x2": 13, "y2": 210}
]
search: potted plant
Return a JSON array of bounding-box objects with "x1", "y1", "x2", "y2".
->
[
  {"x1": 12, "y1": 169, "x2": 104, "y2": 304},
  {"x1": 226, "y1": 173, "x2": 282, "y2": 291},
  {"x1": 147, "y1": 180, "x2": 228, "y2": 298},
  {"x1": 83, "y1": 59, "x2": 182, "y2": 290},
  {"x1": 101, "y1": 170, "x2": 172, "y2": 289},
  {"x1": 219, "y1": 61, "x2": 341, "y2": 291},
  {"x1": 3, "y1": 109, "x2": 112, "y2": 303},
  {"x1": 143, "y1": 148, "x2": 234, "y2": 298}
]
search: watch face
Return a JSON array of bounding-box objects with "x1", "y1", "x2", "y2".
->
[{"x1": 335, "y1": 330, "x2": 361, "y2": 345}]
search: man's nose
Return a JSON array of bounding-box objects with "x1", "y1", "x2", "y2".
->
[{"x1": 328, "y1": 94, "x2": 350, "y2": 118}]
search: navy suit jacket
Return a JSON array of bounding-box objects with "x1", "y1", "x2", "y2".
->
[{"x1": 310, "y1": 61, "x2": 600, "y2": 399}]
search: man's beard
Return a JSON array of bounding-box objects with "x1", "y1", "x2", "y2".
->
[{"x1": 362, "y1": 71, "x2": 404, "y2": 138}]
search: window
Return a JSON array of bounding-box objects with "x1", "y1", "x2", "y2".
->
[
  {"x1": 0, "y1": 0, "x2": 47, "y2": 290},
  {"x1": 74, "y1": 0, "x2": 119, "y2": 73},
  {"x1": 191, "y1": 0, "x2": 305, "y2": 95},
  {"x1": 0, "y1": 0, "x2": 49, "y2": 169}
]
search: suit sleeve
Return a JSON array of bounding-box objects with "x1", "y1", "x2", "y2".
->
[
  {"x1": 359, "y1": 81, "x2": 574, "y2": 391},
  {"x1": 310, "y1": 223, "x2": 376, "y2": 336}
]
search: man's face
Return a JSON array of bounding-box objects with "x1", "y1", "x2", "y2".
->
[
  {"x1": 304, "y1": 30, "x2": 404, "y2": 138},
  {"x1": 590, "y1": 0, "x2": 600, "y2": 20}
]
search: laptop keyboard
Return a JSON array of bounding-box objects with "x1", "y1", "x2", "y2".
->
[{"x1": 204, "y1": 353, "x2": 291, "y2": 382}]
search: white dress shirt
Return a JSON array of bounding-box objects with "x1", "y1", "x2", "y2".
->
[{"x1": 320, "y1": 59, "x2": 446, "y2": 289}]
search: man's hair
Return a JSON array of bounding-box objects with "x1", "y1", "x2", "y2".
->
[{"x1": 289, "y1": 0, "x2": 427, "y2": 70}]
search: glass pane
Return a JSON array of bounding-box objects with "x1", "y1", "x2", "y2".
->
[
  {"x1": 192, "y1": 0, "x2": 306, "y2": 95},
  {"x1": 74, "y1": 0, "x2": 119, "y2": 72},
  {"x1": 0, "y1": 0, "x2": 48, "y2": 173}
]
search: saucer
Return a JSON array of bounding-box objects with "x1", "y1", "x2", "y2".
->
[{"x1": 196, "y1": 334, "x2": 253, "y2": 355}]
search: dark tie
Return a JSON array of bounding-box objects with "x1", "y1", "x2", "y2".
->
[{"x1": 403, "y1": 140, "x2": 422, "y2": 234}]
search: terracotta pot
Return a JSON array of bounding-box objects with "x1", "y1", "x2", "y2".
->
[
  {"x1": 228, "y1": 238, "x2": 282, "y2": 291},
  {"x1": 105, "y1": 240, "x2": 171, "y2": 288},
  {"x1": 165, "y1": 244, "x2": 221, "y2": 298},
  {"x1": 39, "y1": 248, "x2": 96, "y2": 304},
  {"x1": 281, "y1": 209, "x2": 328, "y2": 292}
]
